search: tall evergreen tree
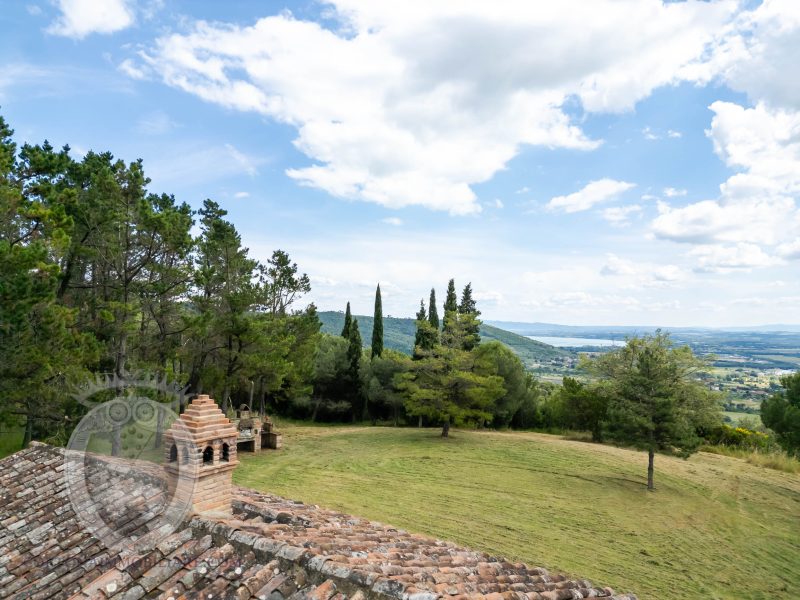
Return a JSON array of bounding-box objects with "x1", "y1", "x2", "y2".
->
[
  {"x1": 347, "y1": 317, "x2": 363, "y2": 419},
  {"x1": 442, "y1": 278, "x2": 459, "y2": 344},
  {"x1": 443, "y1": 279, "x2": 458, "y2": 314},
  {"x1": 413, "y1": 299, "x2": 437, "y2": 354},
  {"x1": 428, "y1": 288, "x2": 439, "y2": 330},
  {"x1": 341, "y1": 301, "x2": 352, "y2": 338},
  {"x1": 416, "y1": 299, "x2": 427, "y2": 322},
  {"x1": 371, "y1": 284, "x2": 383, "y2": 358},
  {"x1": 458, "y1": 282, "x2": 481, "y2": 350}
]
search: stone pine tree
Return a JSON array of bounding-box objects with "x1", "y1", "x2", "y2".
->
[
  {"x1": 371, "y1": 284, "x2": 383, "y2": 358},
  {"x1": 341, "y1": 301, "x2": 352, "y2": 338},
  {"x1": 397, "y1": 343, "x2": 504, "y2": 438},
  {"x1": 428, "y1": 288, "x2": 439, "y2": 330},
  {"x1": 458, "y1": 283, "x2": 481, "y2": 351},
  {"x1": 583, "y1": 332, "x2": 720, "y2": 490}
]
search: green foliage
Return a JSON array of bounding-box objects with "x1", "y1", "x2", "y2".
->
[
  {"x1": 341, "y1": 301, "x2": 352, "y2": 338},
  {"x1": 583, "y1": 332, "x2": 722, "y2": 489},
  {"x1": 397, "y1": 342, "x2": 504, "y2": 436},
  {"x1": 556, "y1": 377, "x2": 610, "y2": 442},
  {"x1": 760, "y1": 371, "x2": 800, "y2": 455},
  {"x1": 428, "y1": 288, "x2": 439, "y2": 330},
  {"x1": 473, "y1": 341, "x2": 532, "y2": 427},
  {"x1": 364, "y1": 349, "x2": 411, "y2": 425},
  {"x1": 0, "y1": 112, "x2": 319, "y2": 446},
  {"x1": 371, "y1": 284, "x2": 383, "y2": 358},
  {"x1": 704, "y1": 423, "x2": 772, "y2": 450}
]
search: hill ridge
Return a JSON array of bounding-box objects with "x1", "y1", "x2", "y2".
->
[{"x1": 318, "y1": 310, "x2": 571, "y2": 366}]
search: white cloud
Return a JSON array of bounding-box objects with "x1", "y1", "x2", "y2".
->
[
  {"x1": 667, "y1": 130, "x2": 682, "y2": 138},
  {"x1": 602, "y1": 204, "x2": 642, "y2": 227},
  {"x1": 547, "y1": 179, "x2": 635, "y2": 213},
  {"x1": 26, "y1": 5, "x2": 42, "y2": 16},
  {"x1": 663, "y1": 187, "x2": 687, "y2": 198},
  {"x1": 704, "y1": 0, "x2": 800, "y2": 111},
  {"x1": 130, "y1": 0, "x2": 736, "y2": 214},
  {"x1": 642, "y1": 127, "x2": 659, "y2": 141},
  {"x1": 601, "y1": 254, "x2": 637, "y2": 277},
  {"x1": 224, "y1": 143, "x2": 259, "y2": 177},
  {"x1": 653, "y1": 265, "x2": 684, "y2": 283},
  {"x1": 47, "y1": 0, "x2": 134, "y2": 39},
  {"x1": 777, "y1": 240, "x2": 800, "y2": 259},
  {"x1": 119, "y1": 58, "x2": 148, "y2": 81},
  {"x1": 382, "y1": 217, "x2": 403, "y2": 226},
  {"x1": 653, "y1": 101, "x2": 800, "y2": 252},
  {"x1": 234, "y1": 191, "x2": 250, "y2": 199},
  {"x1": 688, "y1": 243, "x2": 777, "y2": 273}
]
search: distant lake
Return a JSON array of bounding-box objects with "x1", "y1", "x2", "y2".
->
[{"x1": 527, "y1": 336, "x2": 621, "y2": 348}]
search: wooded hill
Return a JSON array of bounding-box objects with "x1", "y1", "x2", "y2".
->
[{"x1": 318, "y1": 310, "x2": 571, "y2": 366}]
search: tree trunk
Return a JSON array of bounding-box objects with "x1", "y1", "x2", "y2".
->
[
  {"x1": 441, "y1": 417, "x2": 450, "y2": 438},
  {"x1": 647, "y1": 448, "x2": 655, "y2": 491},
  {"x1": 311, "y1": 398, "x2": 321, "y2": 422},
  {"x1": 418, "y1": 415, "x2": 422, "y2": 428},
  {"x1": 22, "y1": 414, "x2": 33, "y2": 449}
]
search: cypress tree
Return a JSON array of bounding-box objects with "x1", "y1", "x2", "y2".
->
[
  {"x1": 442, "y1": 278, "x2": 459, "y2": 343},
  {"x1": 458, "y1": 282, "x2": 479, "y2": 315},
  {"x1": 428, "y1": 288, "x2": 439, "y2": 330},
  {"x1": 416, "y1": 299, "x2": 427, "y2": 321},
  {"x1": 371, "y1": 284, "x2": 384, "y2": 358},
  {"x1": 414, "y1": 299, "x2": 436, "y2": 353},
  {"x1": 458, "y1": 283, "x2": 481, "y2": 351},
  {"x1": 443, "y1": 279, "x2": 458, "y2": 314},
  {"x1": 347, "y1": 317, "x2": 364, "y2": 421},
  {"x1": 341, "y1": 301, "x2": 352, "y2": 338}
]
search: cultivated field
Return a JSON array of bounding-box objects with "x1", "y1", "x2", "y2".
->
[{"x1": 235, "y1": 424, "x2": 800, "y2": 600}]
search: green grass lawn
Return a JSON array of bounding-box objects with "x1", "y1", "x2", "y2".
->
[
  {"x1": 234, "y1": 424, "x2": 800, "y2": 600},
  {"x1": 0, "y1": 428, "x2": 24, "y2": 459}
]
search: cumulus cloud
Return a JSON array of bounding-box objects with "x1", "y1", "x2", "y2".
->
[
  {"x1": 47, "y1": 0, "x2": 134, "y2": 39},
  {"x1": 547, "y1": 179, "x2": 635, "y2": 213},
  {"x1": 663, "y1": 187, "x2": 687, "y2": 198},
  {"x1": 688, "y1": 243, "x2": 777, "y2": 273},
  {"x1": 653, "y1": 101, "x2": 800, "y2": 253},
  {"x1": 127, "y1": 0, "x2": 735, "y2": 214},
  {"x1": 705, "y1": 0, "x2": 800, "y2": 110},
  {"x1": 382, "y1": 217, "x2": 403, "y2": 226}
]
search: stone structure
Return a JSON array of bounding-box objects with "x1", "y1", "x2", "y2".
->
[
  {"x1": 232, "y1": 404, "x2": 283, "y2": 452},
  {"x1": 163, "y1": 394, "x2": 238, "y2": 516}
]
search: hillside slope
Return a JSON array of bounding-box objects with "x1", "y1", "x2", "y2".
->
[
  {"x1": 318, "y1": 310, "x2": 570, "y2": 364},
  {"x1": 235, "y1": 425, "x2": 800, "y2": 600}
]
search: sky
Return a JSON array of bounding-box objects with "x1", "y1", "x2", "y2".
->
[{"x1": 1, "y1": 0, "x2": 799, "y2": 327}]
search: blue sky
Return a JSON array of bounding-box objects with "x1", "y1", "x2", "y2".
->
[{"x1": 2, "y1": 0, "x2": 799, "y2": 326}]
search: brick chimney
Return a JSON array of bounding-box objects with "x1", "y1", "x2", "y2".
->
[{"x1": 163, "y1": 394, "x2": 238, "y2": 516}]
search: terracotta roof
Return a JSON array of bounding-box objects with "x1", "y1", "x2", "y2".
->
[{"x1": 0, "y1": 444, "x2": 637, "y2": 600}]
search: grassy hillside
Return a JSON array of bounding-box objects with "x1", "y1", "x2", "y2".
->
[
  {"x1": 318, "y1": 310, "x2": 570, "y2": 364},
  {"x1": 235, "y1": 424, "x2": 800, "y2": 600}
]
